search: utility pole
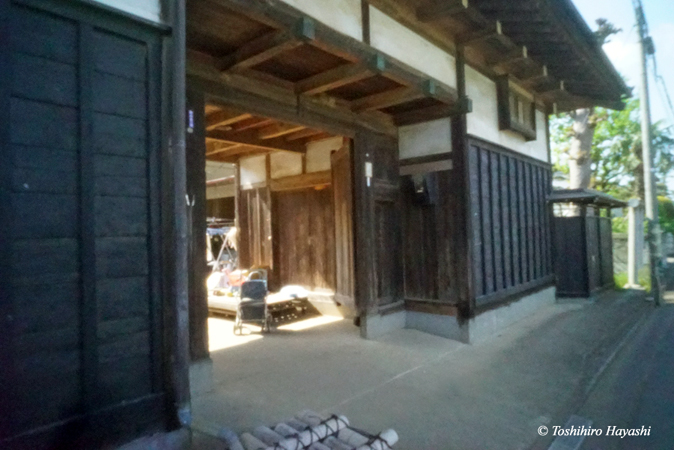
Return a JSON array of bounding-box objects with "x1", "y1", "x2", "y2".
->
[{"x1": 634, "y1": 0, "x2": 662, "y2": 305}]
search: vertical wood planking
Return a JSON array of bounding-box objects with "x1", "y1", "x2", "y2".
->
[
  {"x1": 79, "y1": 23, "x2": 99, "y2": 411},
  {"x1": 509, "y1": 157, "x2": 520, "y2": 286},
  {"x1": 490, "y1": 152, "x2": 503, "y2": 291},
  {"x1": 500, "y1": 154, "x2": 512, "y2": 288},
  {"x1": 531, "y1": 166, "x2": 540, "y2": 280},
  {"x1": 526, "y1": 163, "x2": 535, "y2": 282},
  {"x1": 468, "y1": 146, "x2": 483, "y2": 297},
  {"x1": 479, "y1": 149, "x2": 493, "y2": 294},
  {"x1": 0, "y1": 0, "x2": 13, "y2": 436}
]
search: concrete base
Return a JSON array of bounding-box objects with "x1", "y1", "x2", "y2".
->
[
  {"x1": 190, "y1": 357, "x2": 214, "y2": 397},
  {"x1": 406, "y1": 287, "x2": 557, "y2": 343},
  {"x1": 116, "y1": 429, "x2": 190, "y2": 450},
  {"x1": 361, "y1": 310, "x2": 406, "y2": 339}
]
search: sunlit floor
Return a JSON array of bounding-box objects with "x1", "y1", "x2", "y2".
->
[{"x1": 208, "y1": 314, "x2": 345, "y2": 352}]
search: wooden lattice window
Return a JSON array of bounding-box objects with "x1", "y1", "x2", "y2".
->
[{"x1": 497, "y1": 76, "x2": 537, "y2": 141}]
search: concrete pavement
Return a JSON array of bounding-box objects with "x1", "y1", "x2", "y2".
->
[{"x1": 191, "y1": 289, "x2": 651, "y2": 450}]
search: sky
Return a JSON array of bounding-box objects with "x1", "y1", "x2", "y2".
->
[
  {"x1": 572, "y1": 0, "x2": 674, "y2": 128},
  {"x1": 572, "y1": 0, "x2": 674, "y2": 190}
]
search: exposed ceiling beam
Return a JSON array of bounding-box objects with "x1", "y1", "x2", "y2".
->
[
  {"x1": 520, "y1": 65, "x2": 553, "y2": 88},
  {"x1": 207, "y1": 128, "x2": 307, "y2": 153},
  {"x1": 295, "y1": 63, "x2": 372, "y2": 95},
  {"x1": 205, "y1": 108, "x2": 252, "y2": 130},
  {"x1": 229, "y1": 117, "x2": 276, "y2": 132},
  {"x1": 456, "y1": 21, "x2": 503, "y2": 46},
  {"x1": 416, "y1": 0, "x2": 469, "y2": 23},
  {"x1": 219, "y1": 17, "x2": 315, "y2": 72},
  {"x1": 489, "y1": 46, "x2": 528, "y2": 70},
  {"x1": 284, "y1": 128, "x2": 325, "y2": 141},
  {"x1": 206, "y1": 143, "x2": 242, "y2": 156},
  {"x1": 350, "y1": 86, "x2": 423, "y2": 112},
  {"x1": 258, "y1": 123, "x2": 306, "y2": 139}
]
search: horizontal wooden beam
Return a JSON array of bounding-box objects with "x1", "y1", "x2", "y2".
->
[
  {"x1": 205, "y1": 108, "x2": 252, "y2": 130},
  {"x1": 350, "y1": 86, "x2": 422, "y2": 112},
  {"x1": 269, "y1": 170, "x2": 331, "y2": 191},
  {"x1": 520, "y1": 65, "x2": 552, "y2": 88},
  {"x1": 219, "y1": 17, "x2": 315, "y2": 72},
  {"x1": 417, "y1": 0, "x2": 469, "y2": 22},
  {"x1": 258, "y1": 122, "x2": 305, "y2": 139},
  {"x1": 284, "y1": 128, "x2": 325, "y2": 141},
  {"x1": 393, "y1": 96, "x2": 472, "y2": 126},
  {"x1": 489, "y1": 46, "x2": 528, "y2": 70},
  {"x1": 456, "y1": 21, "x2": 502, "y2": 46},
  {"x1": 206, "y1": 143, "x2": 242, "y2": 156},
  {"x1": 207, "y1": 128, "x2": 307, "y2": 153},
  {"x1": 295, "y1": 63, "x2": 372, "y2": 95}
]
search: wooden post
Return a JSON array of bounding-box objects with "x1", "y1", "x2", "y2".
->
[
  {"x1": 450, "y1": 44, "x2": 474, "y2": 317},
  {"x1": 186, "y1": 88, "x2": 210, "y2": 362}
]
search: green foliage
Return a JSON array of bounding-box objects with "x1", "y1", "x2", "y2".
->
[
  {"x1": 659, "y1": 196, "x2": 674, "y2": 234},
  {"x1": 550, "y1": 98, "x2": 674, "y2": 201},
  {"x1": 614, "y1": 267, "x2": 651, "y2": 292}
]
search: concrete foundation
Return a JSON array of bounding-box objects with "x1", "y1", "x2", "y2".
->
[
  {"x1": 190, "y1": 357, "x2": 214, "y2": 397},
  {"x1": 406, "y1": 286, "x2": 557, "y2": 343},
  {"x1": 361, "y1": 309, "x2": 406, "y2": 339}
]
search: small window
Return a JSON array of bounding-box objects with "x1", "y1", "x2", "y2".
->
[{"x1": 497, "y1": 76, "x2": 537, "y2": 141}]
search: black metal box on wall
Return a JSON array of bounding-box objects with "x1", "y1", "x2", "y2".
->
[{"x1": 549, "y1": 189, "x2": 626, "y2": 298}]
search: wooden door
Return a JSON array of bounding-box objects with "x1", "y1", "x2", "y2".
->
[
  {"x1": 353, "y1": 130, "x2": 403, "y2": 314},
  {"x1": 332, "y1": 142, "x2": 356, "y2": 315}
]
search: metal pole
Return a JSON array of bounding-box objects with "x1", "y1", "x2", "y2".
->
[{"x1": 635, "y1": 0, "x2": 661, "y2": 305}]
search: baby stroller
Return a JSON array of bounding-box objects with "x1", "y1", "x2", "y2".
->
[{"x1": 233, "y1": 278, "x2": 272, "y2": 335}]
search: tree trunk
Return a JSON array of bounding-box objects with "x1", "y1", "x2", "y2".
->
[{"x1": 568, "y1": 108, "x2": 595, "y2": 189}]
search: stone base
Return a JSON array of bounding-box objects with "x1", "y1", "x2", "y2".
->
[
  {"x1": 190, "y1": 357, "x2": 214, "y2": 397},
  {"x1": 360, "y1": 310, "x2": 406, "y2": 339}
]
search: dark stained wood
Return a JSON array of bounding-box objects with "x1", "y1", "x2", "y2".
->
[
  {"x1": 509, "y1": 157, "x2": 521, "y2": 286},
  {"x1": 479, "y1": 149, "x2": 494, "y2": 294},
  {"x1": 295, "y1": 63, "x2": 371, "y2": 95},
  {"x1": 207, "y1": 128, "x2": 306, "y2": 153},
  {"x1": 332, "y1": 143, "x2": 356, "y2": 314},
  {"x1": 205, "y1": 107, "x2": 252, "y2": 130},
  {"x1": 468, "y1": 145, "x2": 483, "y2": 297},
  {"x1": 417, "y1": 0, "x2": 468, "y2": 22},
  {"x1": 186, "y1": 88, "x2": 209, "y2": 362},
  {"x1": 238, "y1": 187, "x2": 273, "y2": 271},
  {"x1": 500, "y1": 154, "x2": 512, "y2": 288},
  {"x1": 518, "y1": 159, "x2": 528, "y2": 283},
  {"x1": 361, "y1": 0, "x2": 371, "y2": 44},
  {"x1": 490, "y1": 152, "x2": 503, "y2": 291}
]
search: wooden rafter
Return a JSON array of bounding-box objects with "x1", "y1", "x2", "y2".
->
[
  {"x1": 258, "y1": 122, "x2": 305, "y2": 139},
  {"x1": 205, "y1": 108, "x2": 252, "y2": 130},
  {"x1": 219, "y1": 17, "x2": 315, "y2": 72},
  {"x1": 417, "y1": 0, "x2": 469, "y2": 22},
  {"x1": 456, "y1": 20, "x2": 504, "y2": 46},
  {"x1": 350, "y1": 86, "x2": 422, "y2": 112},
  {"x1": 284, "y1": 128, "x2": 325, "y2": 141},
  {"x1": 295, "y1": 63, "x2": 372, "y2": 95},
  {"x1": 489, "y1": 46, "x2": 528, "y2": 70},
  {"x1": 206, "y1": 143, "x2": 242, "y2": 156},
  {"x1": 229, "y1": 117, "x2": 276, "y2": 132},
  {"x1": 207, "y1": 128, "x2": 307, "y2": 153}
]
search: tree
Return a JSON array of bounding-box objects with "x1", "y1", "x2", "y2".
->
[
  {"x1": 566, "y1": 19, "x2": 623, "y2": 189},
  {"x1": 551, "y1": 97, "x2": 674, "y2": 201}
]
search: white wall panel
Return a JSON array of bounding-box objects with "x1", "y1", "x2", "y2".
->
[
  {"x1": 240, "y1": 155, "x2": 267, "y2": 190},
  {"x1": 280, "y1": 0, "x2": 362, "y2": 41},
  {"x1": 369, "y1": 7, "x2": 456, "y2": 88},
  {"x1": 465, "y1": 66, "x2": 549, "y2": 162},
  {"x1": 306, "y1": 137, "x2": 342, "y2": 172},
  {"x1": 90, "y1": 0, "x2": 163, "y2": 23},
  {"x1": 270, "y1": 152, "x2": 303, "y2": 179},
  {"x1": 399, "y1": 118, "x2": 452, "y2": 160}
]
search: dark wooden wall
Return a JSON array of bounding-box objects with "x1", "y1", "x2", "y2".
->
[
  {"x1": 400, "y1": 167, "x2": 456, "y2": 305},
  {"x1": 207, "y1": 196, "x2": 235, "y2": 220},
  {"x1": 332, "y1": 145, "x2": 355, "y2": 313},
  {"x1": 1, "y1": 1, "x2": 167, "y2": 447},
  {"x1": 238, "y1": 187, "x2": 273, "y2": 270},
  {"x1": 467, "y1": 137, "x2": 554, "y2": 308},
  {"x1": 353, "y1": 131, "x2": 403, "y2": 314},
  {"x1": 272, "y1": 187, "x2": 336, "y2": 290}
]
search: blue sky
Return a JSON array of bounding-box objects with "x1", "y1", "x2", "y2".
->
[{"x1": 573, "y1": 0, "x2": 674, "y2": 128}]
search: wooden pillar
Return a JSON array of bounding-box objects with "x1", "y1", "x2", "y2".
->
[
  {"x1": 186, "y1": 88, "x2": 209, "y2": 361},
  {"x1": 450, "y1": 44, "x2": 474, "y2": 317}
]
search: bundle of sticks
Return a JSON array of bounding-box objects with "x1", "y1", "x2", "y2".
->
[{"x1": 221, "y1": 410, "x2": 398, "y2": 450}]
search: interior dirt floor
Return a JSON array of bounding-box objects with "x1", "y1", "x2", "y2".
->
[{"x1": 192, "y1": 291, "x2": 651, "y2": 450}]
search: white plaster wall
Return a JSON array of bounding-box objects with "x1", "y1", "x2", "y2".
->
[
  {"x1": 206, "y1": 184, "x2": 235, "y2": 200},
  {"x1": 369, "y1": 7, "x2": 456, "y2": 88},
  {"x1": 205, "y1": 161, "x2": 235, "y2": 182},
  {"x1": 398, "y1": 118, "x2": 452, "y2": 160},
  {"x1": 280, "y1": 0, "x2": 362, "y2": 41},
  {"x1": 89, "y1": 0, "x2": 163, "y2": 23},
  {"x1": 306, "y1": 137, "x2": 342, "y2": 173},
  {"x1": 465, "y1": 65, "x2": 549, "y2": 162},
  {"x1": 239, "y1": 155, "x2": 267, "y2": 190},
  {"x1": 270, "y1": 152, "x2": 303, "y2": 179}
]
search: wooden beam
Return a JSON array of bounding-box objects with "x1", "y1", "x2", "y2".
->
[
  {"x1": 284, "y1": 128, "x2": 325, "y2": 141},
  {"x1": 456, "y1": 21, "x2": 502, "y2": 46},
  {"x1": 230, "y1": 117, "x2": 276, "y2": 132},
  {"x1": 205, "y1": 108, "x2": 252, "y2": 130},
  {"x1": 258, "y1": 123, "x2": 305, "y2": 139},
  {"x1": 393, "y1": 96, "x2": 472, "y2": 126},
  {"x1": 489, "y1": 46, "x2": 528, "y2": 70},
  {"x1": 206, "y1": 143, "x2": 242, "y2": 156},
  {"x1": 269, "y1": 170, "x2": 331, "y2": 191},
  {"x1": 417, "y1": 0, "x2": 469, "y2": 22},
  {"x1": 295, "y1": 63, "x2": 372, "y2": 95},
  {"x1": 520, "y1": 65, "x2": 552, "y2": 88},
  {"x1": 219, "y1": 17, "x2": 315, "y2": 72},
  {"x1": 350, "y1": 86, "x2": 422, "y2": 112},
  {"x1": 207, "y1": 128, "x2": 307, "y2": 153}
]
